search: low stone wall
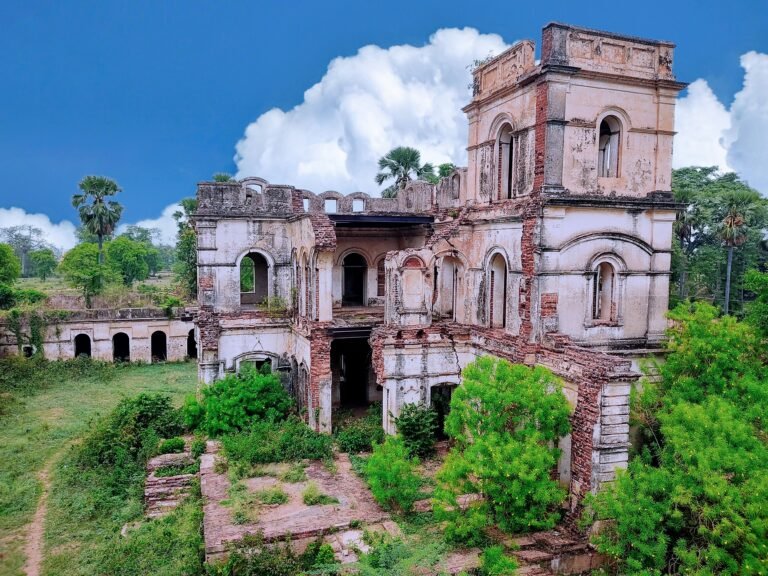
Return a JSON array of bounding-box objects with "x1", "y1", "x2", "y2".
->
[{"x1": 0, "y1": 308, "x2": 196, "y2": 363}]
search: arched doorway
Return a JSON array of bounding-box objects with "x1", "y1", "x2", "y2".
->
[
  {"x1": 74, "y1": 334, "x2": 91, "y2": 358},
  {"x1": 187, "y1": 329, "x2": 197, "y2": 359},
  {"x1": 151, "y1": 331, "x2": 167, "y2": 362},
  {"x1": 437, "y1": 256, "x2": 461, "y2": 320},
  {"x1": 240, "y1": 252, "x2": 269, "y2": 305},
  {"x1": 112, "y1": 332, "x2": 130, "y2": 362},
  {"x1": 342, "y1": 253, "x2": 367, "y2": 306},
  {"x1": 489, "y1": 253, "x2": 507, "y2": 328}
]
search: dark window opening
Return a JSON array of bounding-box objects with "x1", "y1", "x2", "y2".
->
[
  {"x1": 240, "y1": 252, "x2": 269, "y2": 305},
  {"x1": 22, "y1": 345, "x2": 34, "y2": 358},
  {"x1": 187, "y1": 329, "x2": 197, "y2": 359},
  {"x1": 342, "y1": 253, "x2": 367, "y2": 306},
  {"x1": 498, "y1": 124, "x2": 515, "y2": 200},
  {"x1": 151, "y1": 331, "x2": 167, "y2": 362},
  {"x1": 112, "y1": 332, "x2": 130, "y2": 362},
  {"x1": 74, "y1": 334, "x2": 91, "y2": 358},
  {"x1": 332, "y1": 338, "x2": 373, "y2": 409}
]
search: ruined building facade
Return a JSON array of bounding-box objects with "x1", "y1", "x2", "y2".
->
[{"x1": 193, "y1": 23, "x2": 685, "y2": 510}]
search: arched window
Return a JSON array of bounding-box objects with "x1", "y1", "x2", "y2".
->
[
  {"x1": 592, "y1": 262, "x2": 616, "y2": 321},
  {"x1": 112, "y1": 332, "x2": 130, "y2": 362},
  {"x1": 489, "y1": 254, "x2": 507, "y2": 328},
  {"x1": 598, "y1": 116, "x2": 621, "y2": 178},
  {"x1": 240, "y1": 252, "x2": 269, "y2": 305},
  {"x1": 74, "y1": 334, "x2": 91, "y2": 358},
  {"x1": 151, "y1": 331, "x2": 167, "y2": 362},
  {"x1": 498, "y1": 124, "x2": 515, "y2": 200},
  {"x1": 377, "y1": 258, "x2": 386, "y2": 297},
  {"x1": 342, "y1": 253, "x2": 367, "y2": 306}
]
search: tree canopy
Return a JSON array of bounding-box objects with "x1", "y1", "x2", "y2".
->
[
  {"x1": 72, "y1": 175, "x2": 124, "y2": 263},
  {"x1": 29, "y1": 248, "x2": 57, "y2": 281},
  {"x1": 671, "y1": 167, "x2": 767, "y2": 314},
  {"x1": 58, "y1": 243, "x2": 117, "y2": 308},
  {"x1": 375, "y1": 147, "x2": 436, "y2": 198},
  {"x1": 0, "y1": 243, "x2": 22, "y2": 285}
]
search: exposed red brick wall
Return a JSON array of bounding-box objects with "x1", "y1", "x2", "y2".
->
[
  {"x1": 541, "y1": 292, "x2": 558, "y2": 317},
  {"x1": 308, "y1": 324, "x2": 332, "y2": 431}
]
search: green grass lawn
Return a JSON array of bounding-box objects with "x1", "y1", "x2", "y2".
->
[{"x1": 0, "y1": 361, "x2": 197, "y2": 576}]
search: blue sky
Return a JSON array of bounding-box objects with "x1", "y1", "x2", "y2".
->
[{"x1": 1, "y1": 0, "x2": 766, "y2": 242}]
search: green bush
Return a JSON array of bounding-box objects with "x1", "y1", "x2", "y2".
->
[
  {"x1": 221, "y1": 416, "x2": 333, "y2": 465},
  {"x1": 365, "y1": 435, "x2": 421, "y2": 514},
  {"x1": 584, "y1": 303, "x2": 768, "y2": 575},
  {"x1": 190, "y1": 436, "x2": 206, "y2": 459},
  {"x1": 393, "y1": 402, "x2": 438, "y2": 458},
  {"x1": 213, "y1": 533, "x2": 339, "y2": 576},
  {"x1": 480, "y1": 545, "x2": 518, "y2": 575},
  {"x1": 157, "y1": 436, "x2": 185, "y2": 454},
  {"x1": 334, "y1": 405, "x2": 384, "y2": 453},
  {"x1": 78, "y1": 393, "x2": 182, "y2": 469},
  {"x1": 154, "y1": 462, "x2": 199, "y2": 477},
  {"x1": 302, "y1": 481, "x2": 338, "y2": 505},
  {"x1": 186, "y1": 365, "x2": 293, "y2": 436},
  {"x1": 434, "y1": 357, "x2": 571, "y2": 536},
  {"x1": 253, "y1": 486, "x2": 289, "y2": 505}
]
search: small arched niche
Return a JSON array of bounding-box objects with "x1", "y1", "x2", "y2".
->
[
  {"x1": 151, "y1": 330, "x2": 167, "y2": 362},
  {"x1": 489, "y1": 253, "x2": 507, "y2": 328}
]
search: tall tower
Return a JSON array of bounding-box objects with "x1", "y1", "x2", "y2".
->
[{"x1": 463, "y1": 23, "x2": 686, "y2": 348}]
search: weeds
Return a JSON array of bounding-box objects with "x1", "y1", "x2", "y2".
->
[{"x1": 302, "y1": 482, "x2": 338, "y2": 506}]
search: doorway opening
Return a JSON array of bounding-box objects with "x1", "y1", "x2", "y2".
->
[
  {"x1": 430, "y1": 384, "x2": 457, "y2": 440},
  {"x1": 331, "y1": 338, "x2": 374, "y2": 409},
  {"x1": 151, "y1": 331, "x2": 167, "y2": 362},
  {"x1": 113, "y1": 332, "x2": 130, "y2": 362},
  {"x1": 187, "y1": 329, "x2": 197, "y2": 359},
  {"x1": 74, "y1": 334, "x2": 91, "y2": 358}
]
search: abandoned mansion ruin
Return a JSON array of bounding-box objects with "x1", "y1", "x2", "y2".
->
[{"x1": 193, "y1": 22, "x2": 686, "y2": 509}]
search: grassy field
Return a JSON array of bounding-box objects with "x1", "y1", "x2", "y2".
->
[{"x1": 0, "y1": 361, "x2": 197, "y2": 576}]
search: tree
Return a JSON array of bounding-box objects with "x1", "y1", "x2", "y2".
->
[
  {"x1": 375, "y1": 147, "x2": 436, "y2": 198},
  {"x1": 434, "y1": 357, "x2": 571, "y2": 543},
  {"x1": 120, "y1": 225, "x2": 159, "y2": 245},
  {"x1": 585, "y1": 303, "x2": 768, "y2": 575},
  {"x1": 29, "y1": 248, "x2": 57, "y2": 281},
  {"x1": 718, "y1": 188, "x2": 761, "y2": 314},
  {"x1": 438, "y1": 163, "x2": 456, "y2": 178},
  {"x1": 0, "y1": 225, "x2": 51, "y2": 276},
  {"x1": 670, "y1": 167, "x2": 767, "y2": 312},
  {"x1": 0, "y1": 243, "x2": 22, "y2": 285},
  {"x1": 173, "y1": 198, "x2": 198, "y2": 297},
  {"x1": 72, "y1": 175, "x2": 123, "y2": 264},
  {"x1": 58, "y1": 243, "x2": 116, "y2": 308},
  {"x1": 106, "y1": 236, "x2": 150, "y2": 286}
]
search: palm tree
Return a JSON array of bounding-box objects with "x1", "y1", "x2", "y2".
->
[
  {"x1": 72, "y1": 175, "x2": 123, "y2": 264},
  {"x1": 375, "y1": 147, "x2": 436, "y2": 198},
  {"x1": 719, "y1": 189, "x2": 760, "y2": 314}
]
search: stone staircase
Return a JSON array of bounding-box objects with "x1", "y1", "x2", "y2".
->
[
  {"x1": 506, "y1": 531, "x2": 605, "y2": 575},
  {"x1": 145, "y1": 452, "x2": 197, "y2": 518}
]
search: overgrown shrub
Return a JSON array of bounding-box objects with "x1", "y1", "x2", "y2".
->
[
  {"x1": 221, "y1": 416, "x2": 333, "y2": 465},
  {"x1": 434, "y1": 357, "x2": 571, "y2": 537},
  {"x1": 584, "y1": 302, "x2": 768, "y2": 575},
  {"x1": 212, "y1": 533, "x2": 339, "y2": 576},
  {"x1": 302, "y1": 481, "x2": 338, "y2": 505},
  {"x1": 157, "y1": 436, "x2": 185, "y2": 454},
  {"x1": 365, "y1": 435, "x2": 421, "y2": 514},
  {"x1": 78, "y1": 393, "x2": 182, "y2": 470},
  {"x1": 190, "y1": 436, "x2": 206, "y2": 458},
  {"x1": 185, "y1": 365, "x2": 292, "y2": 435},
  {"x1": 394, "y1": 402, "x2": 438, "y2": 458},
  {"x1": 334, "y1": 404, "x2": 384, "y2": 453},
  {"x1": 480, "y1": 545, "x2": 518, "y2": 576}
]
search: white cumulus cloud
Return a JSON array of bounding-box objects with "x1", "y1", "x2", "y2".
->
[
  {"x1": 234, "y1": 28, "x2": 508, "y2": 193},
  {"x1": 674, "y1": 51, "x2": 768, "y2": 194},
  {"x1": 116, "y1": 203, "x2": 181, "y2": 246},
  {"x1": 0, "y1": 208, "x2": 78, "y2": 252}
]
